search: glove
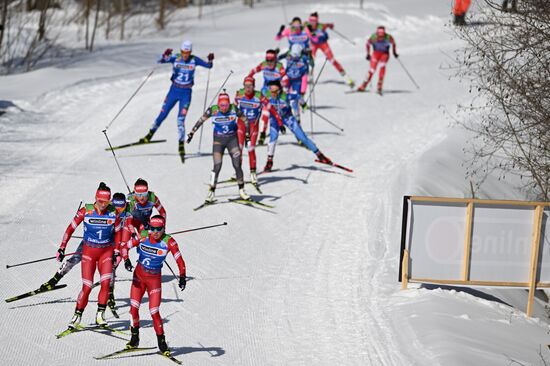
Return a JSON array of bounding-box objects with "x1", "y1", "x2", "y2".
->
[
  {"x1": 112, "y1": 250, "x2": 120, "y2": 265},
  {"x1": 366, "y1": 54, "x2": 371, "y2": 61},
  {"x1": 307, "y1": 24, "x2": 313, "y2": 32},
  {"x1": 280, "y1": 125, "x2": 286, "y2": 134},
  {"x1": 300, "y1": 99, "x2": 307, "y2": 110},
  {"x1": 56, "y1": 248, "x2": 65, "y2": 262},
  {"x1": 124, "y1": 258, "x2": 133, "y2": 272},
  {"x1": 328, "y1": 23, "x2": 334, "y2": 29},
  {"x1": 245, "y1": 131, "x2": 250, "y2": 141},
  {"x1": 179, "y1": 276, "x2": 186, "y2": 291},
  {"x1": 186, "y1": 131, "x2": 194, "y2": 143},
  {"x1": 274, "y1": 47, "x2": 280, "y2": 55},
  {"x1": 393, "y1": 52, "x2": 399, "y2": 58},
  {"x1": 277, "y1": 24, "x2": 285, "y2": 36},
  {"x1": 163, "y1": 48, "x2": 173, "y2": 57},
  {"x1": 207, "y1": 53, "x2": 214, "y2": 62}
]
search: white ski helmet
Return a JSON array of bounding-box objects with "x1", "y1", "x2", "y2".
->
[
  {"x1": 289, "y1": 43, "x2": 303, "y2": 58},
  {"x1": 181, "y1": 40, "x2": 192, "y2": 52}
]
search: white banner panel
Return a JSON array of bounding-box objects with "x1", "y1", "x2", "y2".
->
[
  {"x1": 407, "y1": 201, "x2": 466, "y2": 280},
  {"x1": 399, "y1": 196, "x2": 550, "y2": 288},
  {"x1": 469, "y1": 204, "x2": 533, "y2": 282},
  {"x1": 538, "y1": 209, "x2": 550, "y2": 282}
]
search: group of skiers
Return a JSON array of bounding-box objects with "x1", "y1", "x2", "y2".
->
[
  {"x1": 36, "y1": 11, "x2": 397, "y2": 361},
  {"x1": 41, "y1": 179, "x2": 184, "y2": 358},
  {"x1": 133, "y1": 12, "x2": 396, "y2": 202}
]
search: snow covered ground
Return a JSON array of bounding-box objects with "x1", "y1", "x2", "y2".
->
[{"x1": 1, "y1": 1, "x2": 548, "y2": 365}]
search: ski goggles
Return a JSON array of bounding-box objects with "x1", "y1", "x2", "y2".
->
[{"x1": 134, "y1": 192, "x2": 148, "y2": 199}]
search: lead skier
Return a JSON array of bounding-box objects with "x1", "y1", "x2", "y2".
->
[{"x1": 138, "y1": 40, "x2": 214, "y2": 162}]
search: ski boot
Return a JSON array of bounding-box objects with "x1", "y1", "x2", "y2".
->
[
  {"x1": 205, "y1": 186, "x2": 216, "y2": 203},
  {"x1": 250, "y1": 170, "x2": 258, "y2": 184},
  {"x1": 126, "y1": 326, "x2": 140, "y2": 349},
  {"x1": 342, "y1": 72, "x2": 355, "y2": 89},
  {"x1": 357, "y1": 81, "x2": 369, "y2": 92},
  {"x1": 376, "y1": 82, "x2": 383, "y2": 96},
  {"x1": 40, "y1": 271, "x2": 63, "y2": 291},
  {"x1": 139, "y1": 129, "x2": 155, "y2": 144},
  {"x1": 316, "y1": 151, "x2": 332, "y2": 165},
  {"x1": 95, "y1": 304, "x2": 107, "y2": 326},
  {"x1": 178, "y1": 141, "x2": 185, "y2": 163},
  {"x1": 239, "y1": 187, "x2": 251, "y2": 201},
  {"x1": 258, "y1": 131, "x2": 266, "y2": 145},
  {"x1": 68, "y1": 309, "x2": 83, "y2": 329},
  {"x1": 157, "y1": 334, "x2": 170, "y2": 356},
  {"x1": 263, "y1": 156, "x2": 273, "y2": 172}
]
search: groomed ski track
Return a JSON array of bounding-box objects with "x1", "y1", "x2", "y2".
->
[{"x1": 2, "y1": 1, "x2": 549, "y2": 365}]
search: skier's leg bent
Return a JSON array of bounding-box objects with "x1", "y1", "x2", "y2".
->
[
  {"x1": 176, "y1": 89, "x2": 192, "y2": 142},
  {"x1": 286, "y1": 116, "x2": 318, "y2": 153},
  {"x1": 151, "y1": 90, "x2": 178, "y2": 133}
]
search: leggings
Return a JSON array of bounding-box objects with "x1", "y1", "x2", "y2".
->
[
  {"x1": 129, "y1": 264, "x2": 164, "y2": 335},
  {"x1": 268, "y1": 115, "x2": 318, "y2": 156},
  {"x1": 211, "y1": 134, "x2": 243, "y2": 187},
  {"x1": 59, "y1": 240, "x2": 118, "y2": 287},
  {"x1": 311, "y1": 42, "x2": 345, "y2": 74},
  {"x1": 76, "y1": 244, "x2": 114, "y2": 310},
  {"x1": 237, "y1": 119, "x2": 259, "y2": 171}
]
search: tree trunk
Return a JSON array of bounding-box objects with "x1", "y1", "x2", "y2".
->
[
  {"x1": 90, "y1": 0, "x2": 100, "y2": 51},
  {"x1": 37, "y1": 0, "x2": 50, "y2": 41},
  {"x1": 84, "y1": 0, "x2": 90, "y2": 49},
  {"x1": 105, "y1": 0, "x2": 111, "y2": 40},
  {"x1": 158, "y1": 0, "x2": 165, "y2": 30},
  {"x1": 0, "y1": 0, "x2": 8, "y2": 53},
  {"x1": 198, "y1": 0, "x2": 202, "y2": 19},
  {"x1": 119, "y1": 0, "x2": 124, "y2": 41}
]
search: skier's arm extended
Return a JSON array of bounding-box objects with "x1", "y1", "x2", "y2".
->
[{"x1": 186, "y1": 108, "x2": 213, "y2": 143}]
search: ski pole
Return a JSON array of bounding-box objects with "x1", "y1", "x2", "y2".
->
[
  {"x1": 305, "y1": 58, "x2": 328, "y2": 105},
  {"x1": 309, "y1": 109, "x2": 344, "y2": 132},
  {"x1": 168, "y1": 222, "x2": 227, "y2": 235},
  {"x1": 396, "y1": 57, "x2": 420, "y2": 90},
  {"x1": 104, "y1": 67, "x2": 156, "y2": 131},
  {"x1": 165, "y1": 262, "x2": 178, "y2": 281},
  {"x1": 198, "y1": 68, "x2": 212, "y2": 154},
  {"x1": 102, "y1": 129, "x2": 132, "y2": 193},
  {"x1": 331, "y1": 28, "x2": 356, "y2": 46},
  {"x1": 72, "y1": 222, "x2": 229, "y2": 239},
  {"x1": 6, "y1": 252, "x2": 80, "y2": 269},
  {"x1": 205, "y1": 70, "x2": 234, "y2": 110}
]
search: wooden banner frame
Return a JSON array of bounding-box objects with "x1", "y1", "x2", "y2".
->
[{"x1": 399, "y1": 196, "x2": 550, "y2": 317}]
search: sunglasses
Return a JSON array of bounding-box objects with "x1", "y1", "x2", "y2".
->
[
  {"x1": 135, "y1": 192, "x2": 148, "y2": 198},
  {"x1": 150, "y1": 226, "x2": 164, "y2": 232},
  {"x1": 244, "y1": 83, "x2": 254, "y2": 88}
]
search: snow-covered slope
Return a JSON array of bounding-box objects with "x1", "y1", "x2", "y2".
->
[{"x1": 1, "y1": 1, "x2": 548, "y2": 365}]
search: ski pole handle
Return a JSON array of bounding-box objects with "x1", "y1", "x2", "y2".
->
[{"x1": 6, "y1": 252, "x2": 79, "y2": 269}]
